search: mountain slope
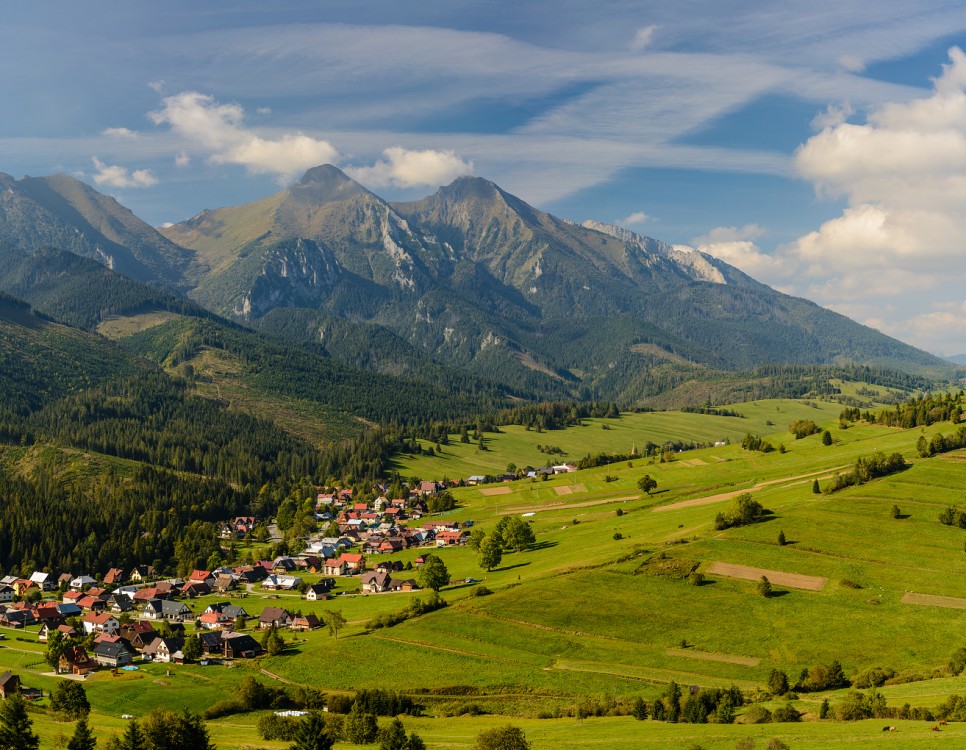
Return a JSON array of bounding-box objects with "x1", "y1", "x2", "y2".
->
[
  {"x1": 159, "y1": 165, "x2": 949, "y2": 398},
  {"x1": 0, "y1": 173, "x2": 193, "y2": 286}
]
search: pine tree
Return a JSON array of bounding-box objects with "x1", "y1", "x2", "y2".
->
[
  {"x1": 0, "y1": 693, "x2": 39, "y2": 750},
  {"x1": 822, "y1": 430, "x2": 833, "y2": 446},
  {"x1": 289, "y1": 712, "x2": 333, "y2": 750},
  {"x1": 812, "y1": 478, "x2": 820, "y2": 494},
  {"x1": 632, "y1": 697, "x2": 648, "y2": 720},
  {"x1": 379, "y1": 717, "x2": 408, "y2": 750},
  {"x1": 116, "y1": 721, "x2": 146, "y2": 750},
  {"x1": 777, "y1": 530, "x2": 787, "y2": 546},
  {"x1": 66, "y1": 718, "x2": 97, "y2": 750}
]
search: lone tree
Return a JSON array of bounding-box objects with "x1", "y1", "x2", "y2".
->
[
  {"x1": 418, "y1": 555, "x2": 451, "y2": 592},
  {"x1": 637, "y1": 475, "x2": 657, "y2": 495},
  {"x1": 182, "y1": 634, "x2": 203, "y2": 662},
  {"x1": 50, "y1": 680, "x2": 91, "y2": 719},
  {"x1": 812, "y1": 478, "x2": 821, "y2": 494},
  {"x1": 822, "y1": 430, "x2": 833, "y2": 446},
  {"x1": 323, "y1": 610, "x2": 347, "y2": 640},
  {"x1": 478, "y1": 534, "x2": 503, "y2": 572},
  {"x1": 891, "y1": 504, "x2": 901, "y2": 519},
  {"x1": 0, "y1": 693, "x2": 39, "y2": 750},
  {"x1": 475, "y1": 725, "x2": 531, "y2": 750},
  {"x1": 757, "y1": 576, "x2": 773, "y2": 598},
  {"x1": 777, "y1": 530, "x2": 787, "y2": 546}
]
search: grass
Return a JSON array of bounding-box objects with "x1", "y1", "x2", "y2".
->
[{"x1": 8, "y1": 394, "x2": 966, "y2": 747}]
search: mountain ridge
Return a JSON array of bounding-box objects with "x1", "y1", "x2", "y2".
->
[{"x1": 1, "y1": 164, "x2": 952, "y2": 404}]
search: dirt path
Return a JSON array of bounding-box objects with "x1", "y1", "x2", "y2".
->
[
  {"x1": 260, "y1": 668, "x2": 296, "y2": 684},
  {"x1": 902, "y1": 592, "x2": 966, "y2": 609},
  {"x1": 666, "y1": 648, "x2": 761, "y2": 667},
  {"x1": 653, "y1": 465, "x2": 851, "y2": 512},
  {"x1": 707, "y1": 562, "x2": 827, "y2": 591}
]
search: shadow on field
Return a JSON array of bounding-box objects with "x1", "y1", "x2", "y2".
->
[
  {"x1": 496, "y1": 562, "x2": 531, "y2": 572},
  {"x1": 766, "y1": 590, "x2": 790, "y2": 598},
  {"x1": 528, "y1": 541, "x2": 558, "y2": 551}
]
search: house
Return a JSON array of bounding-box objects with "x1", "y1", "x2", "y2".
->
[
  {"x1": 28, "y1": 572, "x2": 54, "y2": 591},
  {"x1": 70, "y1": 575, "x2": 97, "y2": 591},
  {"x1": 59, "y1": 646, "x2": 95, "y2": 676},
  {"x1": 33, "y1": 604, "x2": 62, "y2": 625},
  {"x1": 341, "y1": 553, "x2": 365, "y2": 573},
  {"x1": 76, "y1": 596, "x2": 107, "y2": 613},
  {"x1": 181, "y1": 581, "x2": 210, "y2": 598},
  {"x1": 161, "y1": 600, "x2": 193, "y2": 622},
  {"x1": 198, "y1": 631, "x2": 224, "y2": 656},
  {"x1": 290, "y1": 614, "x2": 321, "y2": 631},
  {"x1": 436, "y1": 530, "x2": 468, "y2": 547},
  {"x1": 93, "y1": 640, "x2": 132, "y2": 668},
  {"x1": 12, "y1": 580, "x2": 37, "y2": 598},
  {"x1": 103, "y1": 568, "x2": 125, "y2": 585},
  {"x1": 55, "y1": 603, "x2": 82, "y2": 619},
  {"x1": 38, "y1": 622, "x2": 69, "y2": 642},
  {"x1": 0, "y1": 586, "x2": 13, "y2": 603},
  {"x1": 0, "y1": 672, "x2": 20, "y2": 700},
  {"x1": 212, "y1": 574, "x2": 236, "y2": 593},
  {"x1": 142, "y1": 636, "x2": 185, "y2": 663},
  {"x1": 233, "y1": 566, "x2": 269, "y2": 583},
  {"x1": 129, "y1": 565, "x2": 155, "y2": 582},
  {"x1": 221, "y1": 632, "x2": 263, "y2": 659},
  {"x1": 271, "y1": 557, "x2": 298, "y2": 574},
  {"x1": 261, "y1": 575, "x2": 301, "y2": 591},
  {"x1": 258, "y1": 607, "x2": 291, "y2": 629},
  {"x1": 57, "y1": 573, "x2": 74, "y2": 587},
  {"x1": 204, "y1": 602, "x2": 249, "y2": 620},
  {"x1": 323, "y1": 558, "x2": 348, "y2": 577},
  {"x1": 82, "y1": 612, "x2": 120, "y2": 636},
  {"x1": 419, "y1": 481, "x2": 439, "y2": 496},
  {"x1": 0, "y1": 609, "x2": 35, "y2": 628},
  {"x1": 360, "y1": 570, "x2": 393, "y2": 594},
  {"x1": 394, "y1": 579, "x2": 420, "y2": 592},
  {"x1": 109, "y1": 597, "x2": 134, "y2": 614},
  {"x1": 188, "y1": 570, "x2": 214, "y2": 585},
  {"x1": 198, "y1": 612, "x2": 231, "y2": 630},
  {"x1": 305, "y1": 581, "x2": 334, "y2": 601},
  {"x1": 119, "y1": 622, "x2": 158, "y2": 651}
]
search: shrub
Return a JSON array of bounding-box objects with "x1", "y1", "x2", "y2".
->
[
  {"x1": 771, "y1": 703, "x2": 801, "y2": 723},
  {"x1": 714, "y1": 493, "x2": 767, "y2": 530},
  {"x1": 688, "y1": 571, "x2": 704, "y2": 586},
  {"x1": 852, "y1": 667, "x2": 896, "y2": 688},
  {"x1": 742, "y1": 705, "x2": 771, "y2": 724},
  {"x1": 257, "y1": 713, "x2": 299, "y2": 741}
]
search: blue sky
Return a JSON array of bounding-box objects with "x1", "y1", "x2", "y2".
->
[{"x1": 3, "y1": 2, "x2": 966, "y2": 354}]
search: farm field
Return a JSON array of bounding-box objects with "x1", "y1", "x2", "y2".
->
[{"x1": 7, "y1": 395, "x2": 966, "y2": 748}]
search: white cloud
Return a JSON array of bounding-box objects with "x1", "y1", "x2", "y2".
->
[
  {"x1": 90, "y1": 157, "x2": 158, "y2": 188},
  {"x1": 102, "y1": 127, "x2": 138, "y2": 139},
  {"x1": 782, "y1": 47, "x2": 966, "y2": 350},
  {"x1": 618, "y1": 211, "x2": 650, "y2": 226},
  {"x1": 692, "y1": 224, "x2": 765, "y2": 245},
  {"x1": 175, "y1": 151, "x2": 190, "y2": 167},
  {"x1": 256, "y1": 107, "x2": 272, "y2": 115},
  {"x1": 811, "y1": 101, "x2": 853, "y2": 130},
  {"x1": 149, "y1": 91, "x2": 339, "y2": 179},
  {"x1": 346, "y1": 146, "x2": 472, "y2": 188},
  {"x1": 630, "y1": 25, "x2": 659, "y2": 51}
]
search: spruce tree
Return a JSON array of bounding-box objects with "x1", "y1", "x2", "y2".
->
[
  {"x1": 0, "y1": 693, "x2": 39, "y2": 750},
  {"x1": 66, "y1": 718, "x2": 97, "y2": 750}
]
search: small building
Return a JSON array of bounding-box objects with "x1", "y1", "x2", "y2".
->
[
  {"x1": 93, "y1": 640, "x2": 132, "y2": 669},
  {"x1": 59, "y1": 646, "x2": 95, "y2": 676},
  {"x1": 0, "y1": 672, "x2": 20, "y2": 700}
]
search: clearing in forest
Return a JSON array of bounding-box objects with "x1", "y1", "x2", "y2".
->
[{"x1": 707, "y1": 562, "x2": 827, "y2": 591}]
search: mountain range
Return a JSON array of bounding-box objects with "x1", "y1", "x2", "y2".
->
[{"x1": 0, "y1": 165, "x2": 952, "y2": 406}]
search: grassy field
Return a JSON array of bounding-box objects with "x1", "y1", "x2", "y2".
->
[{"x1": 10, "y1": 395, "x2": 966, "y2": 748}]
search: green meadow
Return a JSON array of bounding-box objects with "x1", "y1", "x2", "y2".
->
[{"x1": 9, "y1": 394, "x2": 966, "y2": 748}]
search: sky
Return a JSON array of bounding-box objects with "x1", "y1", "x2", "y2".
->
[{"x1": 3, "y1": 2, "x2": 966, "y2": 354}]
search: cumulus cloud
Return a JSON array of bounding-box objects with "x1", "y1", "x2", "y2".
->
[
  {"x1": 149, "y1": 91, "x2": 339, "y2": 179},
  {"x1": 346, "y1": 146, "x2": 472, "y2": 188},
  {"x1": 618, "y1": 211, "x2": 650, "y2": 226},
  {"x1": 783, "y1": 47, "x2": 966, "y2": 350},
  {"x1": 630, "y1": 25, "x2": 659, "y2": 51},
  {"x1": 90, "y1": 157, "x2": 158, "y2": 188},
  {"x1": 102, "y1": 127, "x2": 138, "y2": 139},
  {"x1": 175, "y1": 151, "x2": 190, "y2": 168},
  {"x1": 685, "y1": 224, "x2": 795, "y2": 285}
]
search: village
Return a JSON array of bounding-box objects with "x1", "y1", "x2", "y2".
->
[{"x1": 0, "y1": 482, "x2": 477, "y2": 688}]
